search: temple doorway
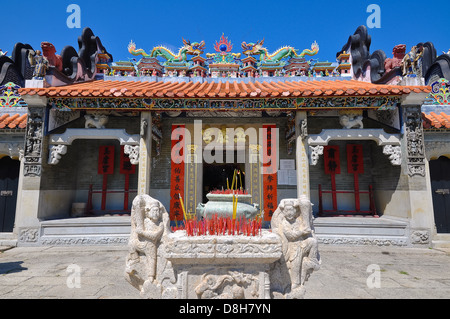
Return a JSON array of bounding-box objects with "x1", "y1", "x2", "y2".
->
[
  {"x1": 202, "y1": 150, "x2": 246, "y2": 202},
  {"x1": 0, "y1": 156, "x2": 20, "y2": 232},
  {"x1": 430, "y1": 156, "x2": 450, "y2": 233}
]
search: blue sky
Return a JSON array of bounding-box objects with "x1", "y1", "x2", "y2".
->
[{"x1": 2, "y1": 0, "x2": 450, "y2": 63}]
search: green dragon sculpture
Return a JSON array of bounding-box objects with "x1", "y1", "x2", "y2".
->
[
  {"x1": 241, "y1": 39, "x2": 319, "y2": 63},
  {"x1": 128, "y1": 39, "x2": 205, "y2": 63}
]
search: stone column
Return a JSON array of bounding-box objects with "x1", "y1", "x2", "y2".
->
[
  {"x1": 138, "y1": 112, "x2": 152, "y2": 195},
  {"x1": 15, "y1": 95, "x2": 47, "y2": 245},
  {"x1": 401, "y1": 102, "x2": 435, "y2": 245},
  {"x1": 249, "y1": 144, "x2": 262, "y2": 211},
  {"x1": 185, "y1": 144, "x2": 199, "y2": 217},
  {"x1": 295, "y1": 111, "x2": 310, "y2": 198}
]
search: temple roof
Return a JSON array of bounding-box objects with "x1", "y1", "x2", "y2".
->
[
  {"x1": 423, "y1": 112, "x2": 450, "y2": 129},
  {"x1": 19, "y1": 79, "x2": 430, "y2": 99},
  {"x1": 0, "y1": 113, "x2": 27, "y2": 129}
]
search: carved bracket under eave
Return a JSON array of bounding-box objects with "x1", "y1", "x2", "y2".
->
[
  {"x1": 309, "y1": 145, "x2": 324, "y2": 166},
  {"x1": 382, "y1": 145, "x2": 402, "y2": 166},
  {"x1": 124, "y1": 145, "x2": 139, "y2": 165},
  {"x1": 48, "y1": 144, "x2": 67, "y2": 165}
]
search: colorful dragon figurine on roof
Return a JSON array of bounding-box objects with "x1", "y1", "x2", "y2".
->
[
  {"x1": 241, "y1": 39, "x2": 319, "y2": 63},
  {"x1": 128, "y1": 39, "x2": 205, "y2": 63}
]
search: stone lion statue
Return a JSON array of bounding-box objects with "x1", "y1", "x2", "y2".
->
[
  {"x1": 384, "y1": 44, "x2": 406, "y2": 73},
  {"x1": 339, "y1": 114, "x2": 363, "y2": 129},
  {"x1": 84, "y1": 114, "x2": 108, "y2": 129}
]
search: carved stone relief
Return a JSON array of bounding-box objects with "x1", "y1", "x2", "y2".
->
[
  {"x1": 19, "y1": 228, "x2": 39, "y2": 242},
  {"x1": 270, "y1": 196, "x2": 321, "y2": 299},
  {"x1": 299, "y1": 118, "x2": 308, "y2": 140},
  {"x1": 124, "y1": 195, "x2": 174, "y2": 299},
  {"x1": 195, "y1": 272, "x2": 259, "y2": 299},
  {"x1": 410, "y1": 230, "x2": 430, "y2": 245},
  {"x1": 404, "y1": 106, "x2": 426, "y2": 177},
  {"x1": 24, "y1": 107, "x2": 44, "y2": 176}
]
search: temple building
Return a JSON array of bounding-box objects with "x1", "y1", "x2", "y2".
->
[{"x1": 1, "y1": 26, "x2": 450, "y2": 248}]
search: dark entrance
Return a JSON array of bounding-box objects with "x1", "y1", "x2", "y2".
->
[
  {"x1": 430, "y1": 156, "x2": 450, "y2": 233},
  {"x1": 202, "y1": 150, "x2": 245, "y2": 203},
  {"x1": 0, "y1": 156, "x2": 20, "y2": 232}
]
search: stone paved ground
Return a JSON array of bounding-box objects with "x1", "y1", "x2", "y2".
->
[
  {"x1": 305, "y1": 245, "x2": 450, "y2": 299},
  {"x1": 0, "y1": 244, "x2": 449, "y2": 299}
]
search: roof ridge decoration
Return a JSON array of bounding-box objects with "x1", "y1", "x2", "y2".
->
[
  {"x1": 128, "y1": 39, "x2": 206, "y2": 64},
  {"x1": 425, "y1": 78, "x2": 450, "y2": 105},
  {"x1": 1, "y1": 82, "x2": 27, "y2": 107},
  {"x1": 241, "y1": 39, "x2": 319, "y2": 63},
  {"x1": 206, "y1": 34, "x2": 241, "y2": 64},
  {"x1": 335, "y1": 25, "x2": 450, "y2": 86},
  {"x1": 112, "y1": 36, "x2": 326, "y2": 79}
]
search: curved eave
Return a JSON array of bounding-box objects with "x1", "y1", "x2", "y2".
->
[{"x1": 18, "y1": 79, "x2": 431, "y2": 100}]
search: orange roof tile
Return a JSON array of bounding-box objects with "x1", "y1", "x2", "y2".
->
[
  {"x1": 423, "y1": 112, "x2": 450, "y2": 129},
  {"x1": 0, "y1": 113, "x2": 27, "y2": 129},
  {"x1": 18, "y1": 79, "x2": 431, "y2": 100}
]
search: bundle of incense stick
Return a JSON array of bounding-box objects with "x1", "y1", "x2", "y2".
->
[
  {"x1": 209, "y1": 189, "x2": 248, "y2": 195},
  {"x1": 179, "y1": 193, "x2": 187, "y2": 220},
  {"x1": 230, "y1": 169, "x2": 237, "y2": 190},
  {"x1": 232, "y1": 193, "x2": 238, "y2": 220},
  {"x1": 176, "y1": 214, "x2": 263, "y2": 237},
  {"x1": 228, "y1": 169, "x2": 244, "y2": 191}
]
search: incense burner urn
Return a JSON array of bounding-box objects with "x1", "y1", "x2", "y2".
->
[{"x1": 195, "y1": 193, "x2": 260, "y2": 220}]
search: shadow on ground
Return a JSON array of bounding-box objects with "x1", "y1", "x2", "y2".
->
[{"x1": 0, "y1": 261, "x2": 27, "y2": 275}]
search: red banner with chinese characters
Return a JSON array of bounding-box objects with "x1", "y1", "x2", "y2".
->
[
  {"x1": 262, "y1": 124, "x2": 277, "y2": 221},
  {"x1": 170, "y1": 125, "x2": 185, "y2": 221},
  {"x1": 346, "y1": 144, "x2": 364, "y2": 174},
  {"x1": 98, "y1": 145, "x2": 115, "y2": 175},
  {"x1": 324, "y1": 145, "x2": 340, "y2": 175},
  {"x1": 120, "y1": 146, "x2": 136, "y2": 175}
]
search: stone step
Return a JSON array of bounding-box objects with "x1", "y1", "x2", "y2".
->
[
  {"x1": 313, "y1": 216, "x2": 409, "y2": 246},
  {"x1": 432, "y1": 233, "x2": 450, "y2": 248},
  {"x1": 38, "y1": 216, "x2": 131, "y2": 246},
  {"x1": 0, "y1": 232, "x2": 18, "y2": 248},
  {"x1": 27, "y1": 215, "x2": 415, "y2": 247}
]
